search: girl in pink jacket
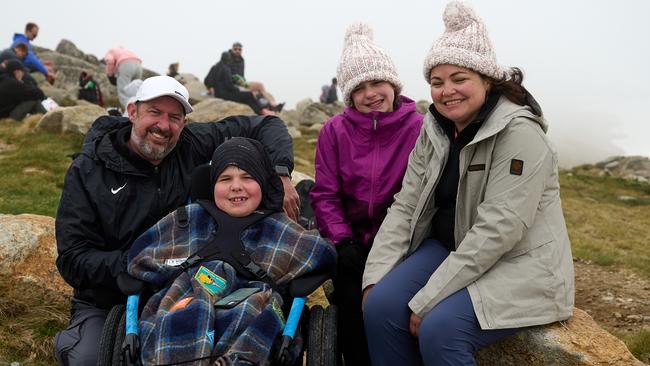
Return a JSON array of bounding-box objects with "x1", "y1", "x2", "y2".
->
[{"x1": 310, "y1": 22, "x2": 423, "y2": 366}]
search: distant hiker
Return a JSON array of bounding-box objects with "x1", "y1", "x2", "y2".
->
[
  {"x1": 204, "y1": 52, "x2": 269, "y2": 115},
  {"x1": 10, "y1": 22, "x2": 56, "y2": 84},
  {"x1": 53, "y1": 76, "x2": 299, "y2": 365},
  {"x1": 103, "y1": 46, "x2": 143, "y2": 109},
  {"x1": 77, "y1": 71, "x2": 103, "y2": 106},
  {"x1": 310, "y1": 22, "x2": 423, "y2": 366},
  {"x1": 319, "y1": 77, "x2": 338, "y2": 104},
  {"x1": 0, "y1": 42, "x2": 37, "y2": 87},
  {"x1": 167, "y1": 62, "x2": 180, "y2": 78},
  {"x1": 222, "y1": 42, "x2": 284, "y2": 112},
  {"x1": 0, "y1": 59, "x2": 46, "y2": 120},
  {"x1": 362, "y1": 2, "x2": 574, "y2": 365}
]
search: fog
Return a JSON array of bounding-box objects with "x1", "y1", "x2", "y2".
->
[{"x1": 2, "y1": 0, "x2": 648, "y2": 166}]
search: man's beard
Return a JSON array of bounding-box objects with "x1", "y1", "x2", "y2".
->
[{"x1": 130, "y1": 127, "x2": 177, "y2": 162}]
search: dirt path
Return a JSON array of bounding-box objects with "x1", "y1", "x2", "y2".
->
[{"x1": 574, "y1": 259, "x2": 650, "y2": 333}]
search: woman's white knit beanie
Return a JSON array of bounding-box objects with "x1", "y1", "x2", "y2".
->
[
  {"x1": 423, "y1": 1, "x2": 506, "y2": 82},
  {"x1": 337, "y1": 22, "x2": 403, "y2": 106}
]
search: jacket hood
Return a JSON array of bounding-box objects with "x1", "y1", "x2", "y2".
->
[
  {"x1": 81, "y1": 116, "x2": 151, "y2": 175},
  {"x1": 12, "y1": 33, "x2": 28, "y2": 43},
  {"x1": 425, "y1": 92, "x2": 547, "y2": 152},
  {"x1": 342, "y1": 95, "x2": 420, "y2": 130}
]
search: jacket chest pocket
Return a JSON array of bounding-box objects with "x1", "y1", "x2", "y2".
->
[{"x1": 463, "y1": 161, "x2": 487, "y2": 205}]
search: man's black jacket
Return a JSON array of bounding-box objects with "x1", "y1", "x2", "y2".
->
[{"x1": 55, "y1": 114, "x2": 293, "y2": 309}]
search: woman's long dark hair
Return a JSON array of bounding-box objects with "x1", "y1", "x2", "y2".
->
[{"x1": 487, "y1": 67, "x2": 527, "y2": 106}]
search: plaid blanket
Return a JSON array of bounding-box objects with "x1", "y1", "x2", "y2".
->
[{"x1": 128, "y1": 203, "x2": 336, "y2": 365}]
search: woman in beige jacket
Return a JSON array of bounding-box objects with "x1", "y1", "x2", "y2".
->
[{"x1": 362, "y1": 2, "x2": 574, "y2": 365}]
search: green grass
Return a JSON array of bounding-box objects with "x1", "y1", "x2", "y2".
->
[
  {"x1": 0, "y1": 118, "x2": 84, "y2": 216},
  {"x1": 292, "y1": 126, "x2": 320, "y2": 177},
  {"x1": 0, "y1": 275, "x2": 69, "y2": 365},
  {"x1": 614, "y1": 328, "x2": 650, "y2": 364},
  {"x1": 560, "y1": 172, "x2": 650, "y2": 278}
]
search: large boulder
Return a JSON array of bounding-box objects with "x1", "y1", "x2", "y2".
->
[
  {"x1": 36, "y1": 105, "x2": 107, "y2": 134},
  {"x1": 0, "y1": 214, "x2": 53, "y2": 273},
  {"x1": 594, "y1": 156, "x2": 650, "y2": 183},
  {"x1": 55, "y1": 38, "x2": 100, "y2": 65},
  {"x1": 33, "y1": 44, "x2": 117, "y2": 102},
  {"x1": 476, "y1": 308, "x2": 643, "y2": 365},
  {"x1": 416, "y1": 99, "x2": 430, "y2": 115},
  {"x1": 33, "y1": 40, "x2": 160, "y2": 106},
  {"x1": 176, "y1": 73, "x2": 210, "y2": 104},
  {"x1": 186, "y1": 98, "x2": 255, "y2": 123},
  {"x1": 280, "y1": 99, "x2": 343, "y2": 127},
  {"x1": 0, "y1": 214, "x2": 71, "y2": 294}
]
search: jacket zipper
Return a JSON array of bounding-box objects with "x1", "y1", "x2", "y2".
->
[{"x1": 368, "y1": 116, "x2": 379, "y2": 222}]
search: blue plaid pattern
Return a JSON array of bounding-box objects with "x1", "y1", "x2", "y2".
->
[{"x1": 128, "y1": 203, "x2": 336, "y2": 365}]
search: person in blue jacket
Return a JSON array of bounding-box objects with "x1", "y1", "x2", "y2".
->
[{"x1": 10, "y1": 22, "x2": 56, "y2": 84}]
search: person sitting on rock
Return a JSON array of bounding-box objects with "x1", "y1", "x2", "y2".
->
[
  {"x1": 0, "y1": 59, "x2": 46, "y2": 120},
  {"x1": 222, "y1": 42, "x2": 284, "y2": 112},
  {"x1": 167, "y1": 62, "x2": 179, "y2": 78},
  {"x1": 77, "y1": 71, "x2": 103, "y2": 106},
  {"x1": 319, "y1": 77, "x2": 338, "y2": 104},
  {"x1": 0, "y1": 42, "x2": 38, "y2": 87},
  {"x1": 362, "y1": 2, "x2": 574, "y2": 364},
  {"x1": 204, "y1": 52, "x2": 271, "y2": 115},
  {"x1": 10, "y1": 22, "x2": 56, "y2": 84}
]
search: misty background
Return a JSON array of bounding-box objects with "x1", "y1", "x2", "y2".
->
[{"x1": 2, "y1": 0, "x2": 649, "y2": 167}]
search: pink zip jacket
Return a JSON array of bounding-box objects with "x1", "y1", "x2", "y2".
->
[
  {"x1": 311, "y1": 96, "x2": 423, "y2": 246},
  {"x1": 103, "y1": 47, "x2": 142, "y2": 76}
]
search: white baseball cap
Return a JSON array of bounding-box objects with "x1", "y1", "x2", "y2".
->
[{"x1": 133, "y1": 75, "x2": 193, "y2": 114}]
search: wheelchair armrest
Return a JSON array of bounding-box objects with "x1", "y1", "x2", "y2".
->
[
  {"x1": 289, "y1": 272, "x2": 330, "y2": 298},
  {"x1": 117, "y1": 272, "x2": 147, "y2": 295}
]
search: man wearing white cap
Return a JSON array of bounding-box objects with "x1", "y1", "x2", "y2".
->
[{"x1": 53, "y1": 76, "x2": 299, "y2": 365}]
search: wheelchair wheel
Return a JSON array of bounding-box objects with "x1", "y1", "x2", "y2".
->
[
  {"x1": 307, "y1": 305, "x2": 339, "y2": 366},
  {"x1": 97, "y1": 304, "x2": 125, "y2": 366},
  {"x1": 321, "y1": 305, "x2": 339, "y2": 366},
  {"x1": 111, "y1": 310, "x2": 127, "y2": 365}
]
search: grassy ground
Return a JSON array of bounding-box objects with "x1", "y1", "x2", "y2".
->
[
  {"x1": 1, "y1": 120, "x2": 649, "y2": 363},
  {"x1": 560, "y1": 170, "x2": 650, "y2": 278},
  {"x1": 0, "y1": 117, "x2": 84, "y2": 217}
]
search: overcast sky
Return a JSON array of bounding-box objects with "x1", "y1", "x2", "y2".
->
[{"x1": 3, "y1": 0, "x2": 649, "y2": 165}]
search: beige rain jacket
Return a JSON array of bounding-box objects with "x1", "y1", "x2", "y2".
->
[{"x1": 363, "y1": 96, "x2": 574, "y2": 329}]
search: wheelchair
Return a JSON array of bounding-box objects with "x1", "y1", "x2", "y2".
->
[{"x1": 97, "y1": 164, "x2": 340, "y2": 366}]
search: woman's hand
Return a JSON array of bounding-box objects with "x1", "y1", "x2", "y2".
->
[{"x1": 409, "y1": 312, "x2": 422, "y2": 337}]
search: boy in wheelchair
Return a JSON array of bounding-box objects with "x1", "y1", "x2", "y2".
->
[{"x1": 124, "y1": 137, "x2": 336, "y2": 365}]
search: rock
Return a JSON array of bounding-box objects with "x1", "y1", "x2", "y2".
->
[
  {"x1": 287, "y1": 126, "x2": 302, "y2": 139},
  {"x1": 175, "y1": 73, "x2": 209, "y2": 104},
  {"x1": 0, "y1": 214, "x2": 72, "y2": 295},
  {"x1": 476, "y1": 308, "x2": 644, "y2": 365},
  {"x1": 295, "y1": 98, "x2": 313, "y2": 115},
  {"x1": 591, "y1": 156, "x2": 650, "y2": 183},
  {"x1": 416, "y1": 99, "x2": 430, "y2": 115},
  {"x1": 33, "y1": 44, "x2": 117, "y2": 102},
  {"x1": 36, "y1": 105, "x2": 107, "y2": 134},
  {"x1": 278, "y1": 110, "x2": 301, "y2": 127},
  {"x1": 281, "y1": 101, "x2": 342, "y2": 127},
  {"x1": 300, "y1": 106, "x2": 330, "y2": 126},
  {"x1": 308, "y1": 123, "x2": 323, "y2": 132},
  {"x1": 185, "y1": 98, "x2": 255, "y2": 123},
  {"x1": 0, "y1": 214, "x2": 55, "y2": 274},
  {"x1": 55, "y1": 39, "x2": 99, "y2": 64}
]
